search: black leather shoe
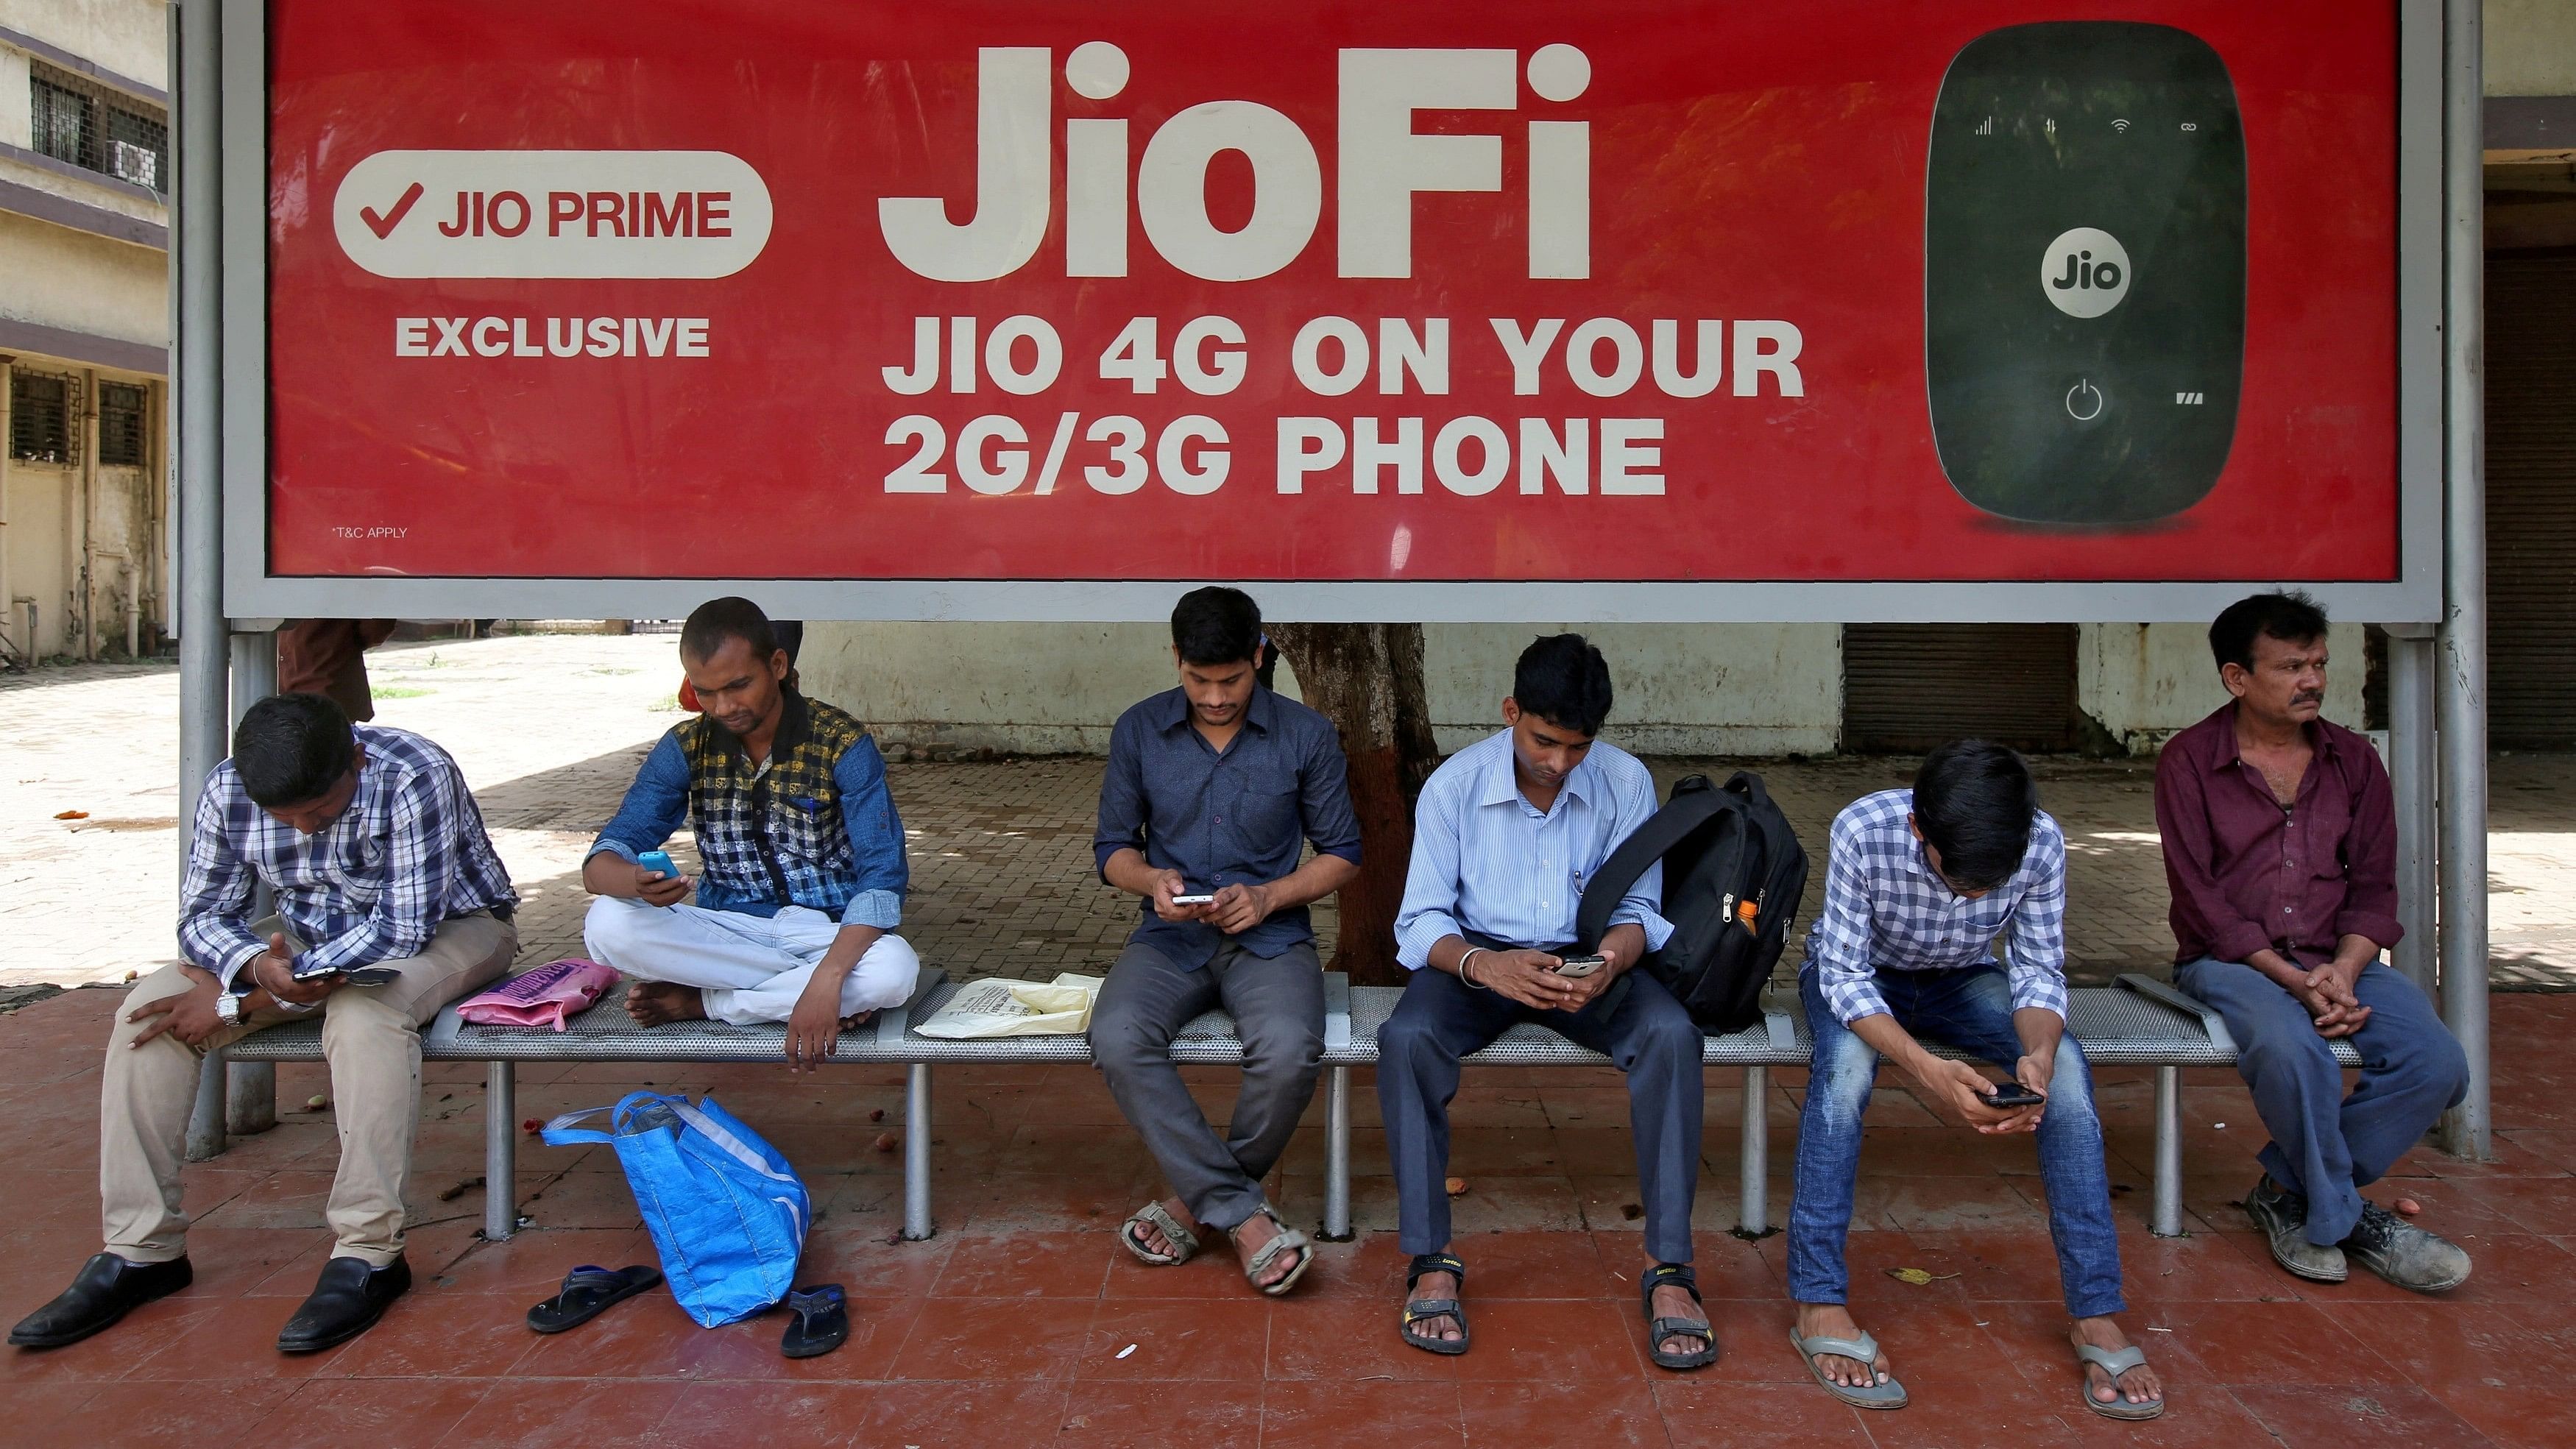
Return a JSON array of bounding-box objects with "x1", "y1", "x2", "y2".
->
[
  {"x1": 9, "y1": 1253, "x2": 194, "y2": 1349},
  {"x1": 276, "y1": 1255, "x2": 411, "y2": 1354}
]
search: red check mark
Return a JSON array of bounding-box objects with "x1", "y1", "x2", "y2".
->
[{"x1": 359, "y1": 181, "x2": 425, "y2": 240}]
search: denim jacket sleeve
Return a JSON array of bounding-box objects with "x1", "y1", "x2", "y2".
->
[
  {"x1": 833, "y1": 735, "x2": 908, "y2": 929},
  {"x1": 589, "y1": 731, "x2": 690, "y2": 866}
]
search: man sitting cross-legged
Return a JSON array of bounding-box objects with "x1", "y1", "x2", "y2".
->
[
  {"x1": 1090, "y1": 587, "x2": 1362, "y2": 1296},
  {"x1": 10, "y1": 692, "x2": 518, "y2": 1354},
  {"x1": 581, "y1": 597, "x2": 919, "y2": 1070},
  {"x1": 1382, "y1": 634, "x2": 1716, "y2": 1370},
  {"x1": 1788, "y1": 741, "x2": 2163, "y2": 1420}
]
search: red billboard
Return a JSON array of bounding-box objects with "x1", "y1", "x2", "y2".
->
[{"x1": 263, "y1": 0, "x2": 2402, "y2": 586}]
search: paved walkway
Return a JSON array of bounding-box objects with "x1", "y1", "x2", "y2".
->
[
  {"x1": 4, "y1": 633, "x2": 2573, "y2": 990},
  {"x1": 5, "y1": 636, "x2": 2575, "y2": 1446}
]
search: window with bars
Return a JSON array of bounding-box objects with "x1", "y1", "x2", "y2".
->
[
  {"x1": 9, "y1": 369, "x2": 82, "y2": 465},
  {"x1": 97, "y1": 383, "x2": 148, "y2": 467},
  {"x1": 27, "y1": 63, "x2": 168, "y2": 192}
]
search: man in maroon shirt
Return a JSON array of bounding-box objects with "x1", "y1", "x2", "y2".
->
[{"x1": 2155, "y1": 592, "x2": 2469, "y2": 1292}]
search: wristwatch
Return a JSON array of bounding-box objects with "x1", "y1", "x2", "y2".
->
[{"x1": 214, "y1": 990, "x2": 244, "y2": 1027}]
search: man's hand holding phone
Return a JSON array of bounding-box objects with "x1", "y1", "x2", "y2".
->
[
  {"x1": 250, "y1": 932, "x2": 339, "y2": 1010},
  {"x1": 636, "y1": 850, "x2": 692, "y2": 907},
  {"x1": 1150, "y1": 871, "x2": 1214, "y2": 922}
]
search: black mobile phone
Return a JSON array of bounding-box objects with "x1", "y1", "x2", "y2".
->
[{"x1": 1984, "y1": 1083, "x2": 2048, "y2": 1108}]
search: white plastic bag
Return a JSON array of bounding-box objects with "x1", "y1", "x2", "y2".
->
[{"x1": 913, "y1": 972, "x2": 1105, "y2": 1038}]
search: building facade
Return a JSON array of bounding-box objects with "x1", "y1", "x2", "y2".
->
[{"x1": 0, "y1": 0, "x2": 168, "y2": 665}]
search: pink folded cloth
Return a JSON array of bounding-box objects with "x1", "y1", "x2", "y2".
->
[{"x1": 456, "y1": 958, "x2": 620, "y2": 1031}]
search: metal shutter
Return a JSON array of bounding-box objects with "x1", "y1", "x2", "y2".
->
[
  {"x1": 2487, "y1": 249, "x2": 2576, "y2": 750},
  {"x1": 1842, "y1": 624, "x2": 2079, "y2": 754}
]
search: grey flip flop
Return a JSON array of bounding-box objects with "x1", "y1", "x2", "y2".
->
[
  {"x1": 1120, "y1": 1201, "x2": 1199, "y2": 1266},
  {"x1": 1789, "y1": 1326, "x2": 1909, "y2": 1410},
  {"x1": 2074, "y1": 1342, "x2": 2166, "y2": 1420}
]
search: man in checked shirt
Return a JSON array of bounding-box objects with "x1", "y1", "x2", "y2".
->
[
  {"x1": 10, "y1": 692, "x2": 517, "y2": 1355},
  {"x1": 1786, "y1": 741, "x2": 2162, "y2": 1421}
]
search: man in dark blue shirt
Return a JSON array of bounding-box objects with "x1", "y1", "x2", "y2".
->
[{"x1": 1091, "y1": 588, "x2": 1362, "y2": 1297}]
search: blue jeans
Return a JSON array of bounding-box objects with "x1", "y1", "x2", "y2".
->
[
  {"x1": 1788, "y1": 963, "x2": 2127, "y2": 1319},
  {"x1": 2173, "y1": 956, "x2": 2468, "y2": 1244}
]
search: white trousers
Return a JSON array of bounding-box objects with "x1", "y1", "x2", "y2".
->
[{"x1": 583, "y1": 896, "x2": 919, "y2": 1025}]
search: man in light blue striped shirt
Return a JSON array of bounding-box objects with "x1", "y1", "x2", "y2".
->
[
  {"x1": 1381, "y1": 635, "x2": 1713, "y2": 1371},
  {"x1": 1786, "y1": 742, "x2": 2160, "y2": 1420}
]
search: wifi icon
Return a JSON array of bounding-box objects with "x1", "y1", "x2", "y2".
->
[{"x1": 2112, "y1": 118, "x2": 2131, "y2": 132}]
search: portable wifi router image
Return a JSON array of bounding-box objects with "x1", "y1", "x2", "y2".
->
[{"x1": 1925, "y1": 22, "x2": 2246, "y2": 524}]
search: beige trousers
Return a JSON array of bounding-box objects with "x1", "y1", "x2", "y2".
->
[{"x1": 100, "y1": 912, "x2": 516, "y2": 1267}]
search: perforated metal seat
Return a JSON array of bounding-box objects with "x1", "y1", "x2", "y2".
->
[{"x1": 208, "y1": 966, "x2": 2277, "y2": 1245}]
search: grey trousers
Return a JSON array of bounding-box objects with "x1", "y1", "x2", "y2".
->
[{"x1": 1089, "y1": 938, "x2": 1326, "y2": 1231}]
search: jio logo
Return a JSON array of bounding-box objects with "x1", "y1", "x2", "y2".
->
[{"x1": 2041, "y1": 227, "x2": 2130, "y2": 318}]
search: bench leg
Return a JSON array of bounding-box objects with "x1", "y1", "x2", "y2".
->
[
  {"x1": 1321, "y1": 1065, "x2": 1353, "y2": 1241},
  {"x1": 903, "y1": 1063, "x2": 935, "y2": 1241},
  {"x1": 1738, "y1": 1065, "x2": 1770, "y2": 1237},
  {"x1": 226, "y1": 1061, "x2": 277, "y2": 1136},
  {"x1": 2152, "y1": 1064, "x2": 2185, "y2": 1238},
  {"x1": 484, "y1": 1061, "x2": 518, "y2": 1241},
  {"x1": 184, "y1": 1048, "x2": 229, "y2": 1161}
]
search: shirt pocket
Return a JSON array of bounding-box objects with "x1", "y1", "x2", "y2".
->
[
  {"x1": 774, "y1": 794, "x2": 841, "y2": 865},
  {"x1": 1231, "y1": 782, "x2": 1301, "y2": 851},
  {"x1": 2299, "y1": 789, "x2": 2353, "y2": 881}
]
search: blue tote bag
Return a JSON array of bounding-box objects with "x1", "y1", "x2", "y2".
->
[{"x1": 542, "y1": 1091, "x2": 810, "y2": 1327}]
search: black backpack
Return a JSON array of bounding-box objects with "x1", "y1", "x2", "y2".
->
[{"x1": 1574, "y1": 771, "x2": 1810, "y2": 1035}]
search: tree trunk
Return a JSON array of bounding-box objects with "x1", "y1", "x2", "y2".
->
[{"x1": 1267, "y1": 623, "x2": 1443, "y2": 985}]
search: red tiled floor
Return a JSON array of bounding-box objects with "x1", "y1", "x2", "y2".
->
[
  {"x1": 1078, "y1": 1296, "x2": 1272, "y2": 1379},
  {"x1": 7, "y1": 993, "x2": 2576, "y2": 1445},
  {"x1": 1658, "y1": 1379, "x2": 1875, "y2": 1447},
  {"x1": 243, "y1": 1377, "x2": 495, "y2": 1449},
  {"x1": 2229, "y1": 1382, "x2": 2494, "y2": 1448},
  {"x1": 1261, "y1": 1377, "x2": 1465, "y2": 1449},
  {"x1": 1462, "y1": 1378, "x2": 1669, "y2": 1448}
]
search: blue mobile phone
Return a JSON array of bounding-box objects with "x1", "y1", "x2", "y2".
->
[{"x1": 637, "y1": 850, "x2": 679, "y2": 879}]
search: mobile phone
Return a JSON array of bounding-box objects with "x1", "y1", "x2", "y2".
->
[
  {"x1": 1554, "y1": 954, "x2": 1607, "y2": 978},
  {"x1": 637, "y1": 850, "x2": 679, "y2": 879},
  {"x1": 1171, "y1": 893, "x2": 1217, "y2": 906},
  {"x1": 1983, "y1": 1083, "x2": 2048, "y2": 1108}
]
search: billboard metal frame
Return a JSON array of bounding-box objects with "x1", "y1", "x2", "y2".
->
[{"x1": 216, "y1": 0, "x2": 2446, "y2": 625}]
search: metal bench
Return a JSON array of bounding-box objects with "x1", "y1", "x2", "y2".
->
[{"x1": 216, "y1": 966, "x2": 2348, "y2": 1245}]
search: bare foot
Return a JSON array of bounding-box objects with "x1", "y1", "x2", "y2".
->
[
  {"x1": 2070, "y1": 1317, "x2": 2163, "y2": 1407},
  {"x1": 625, "y1": 981, "x2": 706, "y2": 1027},
  {"x1": 1229, "y1": 1210, "x2": 1303, "y2": 1289},
  {"x1": 1128, "y1": 1197, "x2": 1197, "y2": 1259},
  {"x1": 1650, "y1": 1277, "x2": 1710, "y2": 1360},
  {"x1": 1795, "y1": 1303, "x2": 1893, "y2": 1388},
  {"x1": 1406, "y1": 1269, "x2": 1463, "y2": 1344}
]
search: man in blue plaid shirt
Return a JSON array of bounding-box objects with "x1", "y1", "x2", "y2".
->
[
  {"x1": 1785, "y1": 742, "x2": 2162, "y2": 1421},
  {"x1": 11, "y1": 692, "x2": 517, "y2": 1356}
]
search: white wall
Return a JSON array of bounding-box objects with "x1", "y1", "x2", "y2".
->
[
  {"x1": 801, "y1": 621, "x2": 1842, "y2": 757},
  {"x1": 0, "y1": 210, "x2": 166, "y2": 346},
  {"x1": 0, "y1": 44, "x2": 30, "y2": 148},
  {"x1": 1422, "y1": 623, "x2": 1841, "y2": 756},
  {"x1": 4, "y1": 458, "x2": 74, "y2": 657},
  {"x1": 0, "y1": 0, "x2": 168, "y2": 91},
  {"x1": 2490, "y1": 0, "x2": 2576, "y2": 96},
  {"x1": 2077, "y1": 620, "x2": 2369, "y2": 754}
]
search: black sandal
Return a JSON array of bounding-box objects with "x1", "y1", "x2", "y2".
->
[
  {"x1": 526, "y1": 1264, "x2": 662, "y2": 1334},
  {"x1": 1640, "y1": 1263, "x2": 1719, "y2": 1371},
  {"x1": 779, "y1": 1283, "x2": 849, "y2": 1359},
  {"x1": 1399, "y1": 1253, "x2": 1471, "y2": 1356}
]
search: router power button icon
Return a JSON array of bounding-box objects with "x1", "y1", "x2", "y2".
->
[{"x1": 2066, "y1": 378, "x2": 2105, "y2": 421}]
